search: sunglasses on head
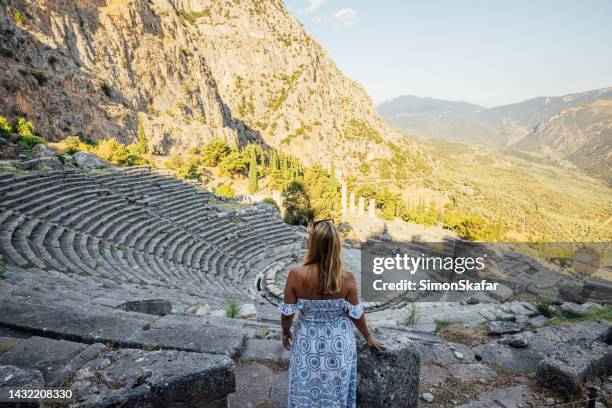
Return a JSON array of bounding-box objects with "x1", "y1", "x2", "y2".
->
[{"x1": 309, "y1": 219, "x2": 334, "y2": 227}]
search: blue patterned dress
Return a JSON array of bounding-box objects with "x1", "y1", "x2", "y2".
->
[{"x1": 279, "y1": 299, "x2": 364, "y2": 408}]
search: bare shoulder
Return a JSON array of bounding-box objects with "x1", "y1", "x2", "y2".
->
[
  {"x1": 287, "y1": 265, "x2": 307, "y2": 280},
  {"x1": 342, "y1": 270, "x2": 357, "y2": 284}
]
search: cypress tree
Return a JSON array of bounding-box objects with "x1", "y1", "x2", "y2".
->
[
  {"x1": 248, "y1": 150, "x2": 258, "y2": 194},
  {"x1": 137, "y1": 116, "x2": 148, "y2": 155}
]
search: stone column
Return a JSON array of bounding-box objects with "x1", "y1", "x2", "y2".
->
[
  {"x1": 369, "y1": 198, "x2": 376, "y2": 217},
  {"x1": 358, "y1": 196, "x2": 365, "y2": 216},
  {"x1": 341, "y1": 182, "x2": 347, "y2": 219},
  {"x1": 349, "y1": 192, "x2": 356, "y2": 214}
]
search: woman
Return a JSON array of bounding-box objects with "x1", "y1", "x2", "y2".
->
[{"x1": 280, "y1": 219, "x2": 384, "y2": 408}]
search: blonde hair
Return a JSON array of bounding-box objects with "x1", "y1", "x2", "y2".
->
[{"x1": 304, "y1": 220, "x2": 343, "y2": 294}]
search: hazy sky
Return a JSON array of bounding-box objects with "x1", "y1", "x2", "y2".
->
[{"x1": 286, "y1": 0, "x2": 612, "y2": 107}]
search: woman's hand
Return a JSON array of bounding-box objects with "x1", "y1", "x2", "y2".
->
[
  {"x1": 282, "y1": 332, "x2": 292, "y2": 351},
  {"x1": 365, "y1": 333, "x2": 384, "y2": 350}
]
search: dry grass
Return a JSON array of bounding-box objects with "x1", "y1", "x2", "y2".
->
[{"x1": 436, "y1": 323, "x2": 490, "y2": 345}]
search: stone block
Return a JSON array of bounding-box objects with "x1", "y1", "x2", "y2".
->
[
  {"x1": 117, "y1": 299, "x2": 172, "y2": 316},
  {"x1": 70, "y1": 349, "x2": 234, "y2": 407},
  {"x1": 356, "y1": 328, "x2": 420, "y2": 408},
  {"x1": 0, "y1": 365, "x2": 44, "y2": 407}
]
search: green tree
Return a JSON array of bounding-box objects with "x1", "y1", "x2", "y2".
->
[
  {"x1": 13, "y1": 118, "x2": 34, "y2": 137},
  {"x1": 137, "y1": 116, "x2": 149, "y2": 155},
  {"x1": 248, "y1": 150, "x2": 259, "y2": 194},
  {"x1": 330, "y1": 158, "x2": 337, "y2": 189},
  {"x1": 216, "y1": 183, "x2": 235, "y2": 198},
  {"x1": 218, "y1": 150, "x2": 248, "y2": 176},
  {"x1": 201, "y1": 140, "x2": 231, "y2": 166},
  {"x1": 282, "y1": 181, "x2": 313, "y2": 226},
  {"x1": 0, "y1": 116, "x2": 11, "y2": 137},
  {"x1": 95, "y1": 138, "x2": 129, "y2": 164}
]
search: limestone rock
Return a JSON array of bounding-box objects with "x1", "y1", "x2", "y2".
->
[
  {"x1": 559, "y1": 302, "x2": 601, "y2": 317},
  {"x1": 356, "y1": 328, "x2": 420, "y2": 408},
  {"x1": 31, "y1": 144, "x2": 57, "y2": 158},
  {"x1": 488, "y1": 321, "x2": 524, "y2": 335},
  {"x1": 237, "y1": 303, "x2": 257, "y2": 320},
  {"x1": 117, "y1": 299, "x2": 172, "y2": 316},
  {"x1": 70, "y1": 348, "x2": 234, "y2": 407},
  {"x1": 15, "y1": 156, "x2": 63, "y2": 171},
  {"x1": 498, "y1": 333, "x2": 528, "y2": 348},
  {"x1": 528, "y1": 315, "x2": 549, "y2": 328},
  {"x1": 421, "y1": 392, "x2": 434, "y2": 403},
  {"x1": 0, "y1": 365, "x2": 44, "y2": 407},
  {"x1": 73, "y1": 151, "x2": 107, "y2": 169}
]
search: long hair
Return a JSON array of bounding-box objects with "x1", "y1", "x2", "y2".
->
[{"x1": 303, "y1": 220, "x2": 343, "y2": 294}]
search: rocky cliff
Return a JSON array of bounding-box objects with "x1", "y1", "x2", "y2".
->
[{"x1": 0, "y1": 0, "x2": 411, "y2": 176}]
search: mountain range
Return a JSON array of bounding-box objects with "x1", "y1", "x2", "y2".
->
[{"x1": 378, "y1": 88, "x2": 612, "y2": 183}]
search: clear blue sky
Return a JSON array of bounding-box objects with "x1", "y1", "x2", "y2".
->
[{"x1": 286, "y1": 0, "x2": 612, "y2": 107}]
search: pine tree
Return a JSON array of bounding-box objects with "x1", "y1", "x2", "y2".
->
[
  {"x1": 137, "y1": 116, "x2": 148, "y2": 155},
  {"x1": 248, "y1": 150, "x2": 258, "y2": 194},
  {"x1": 330, "y1": 158, "x2": 337, "y2": 189}
]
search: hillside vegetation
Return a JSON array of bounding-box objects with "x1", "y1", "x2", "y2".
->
[{"x1": 415, "y1": 137, "x2": 612, "y2": 242}]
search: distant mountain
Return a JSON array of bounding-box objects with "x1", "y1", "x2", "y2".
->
[
  {"x1": 377, "y1": 96, "x2": 501, "y2": 147},
  {"x1": 378, "y1": 88, "x2": 612, "y2": 183}
]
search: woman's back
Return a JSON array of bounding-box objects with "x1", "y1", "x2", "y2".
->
[
  {"x1": 280, "y1": 219, "x2": 382, "y2": 408},
  {"x1": 289, "y1": 264, "x2": 352, "y2": 301}
]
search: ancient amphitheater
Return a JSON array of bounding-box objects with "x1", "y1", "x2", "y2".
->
[{"x1": 0, "y1": 163, "x2": 610, "y2": 408}]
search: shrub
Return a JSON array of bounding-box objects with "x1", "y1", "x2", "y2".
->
[
  {"x1": 95, "y1": 138, "x2": 129, "y2": 165},
  {"x1": 17, "y1": 134, "x2": 45, "y2": 150},
  {"x1": 405, "y1": 303, "x2": 418, "y2": 327},
  {"x1": 201, "y1": 140, "x2": 231, "y2": 166},
  {"x1": 13, "y1": 118, "x2": 34, "y2": 137},
  {"x1": 126, "y1": 143, "x2": 146, "y2": 166},
  {"x1": 164, "y1": 155, "x2": 184, "y2": 170},
  {"x1": 282, "y1": 181, "x2": 313, "y2": 226},
  {"x1": 62, "y1": 136, "x2": 88, "y2": 154},
  {"x1": 13, "y1": 10, "x2": 25, "y2": 26},
  {"x1": 226, "y1": 296, "x2": 240, "y2": 318},
  {"x1": 218, "y1": 150, "x2": 248, "y2": 176},
  {"x1": 0, "y1": 116, "x2": 11, "y2": 137},
  {"x1": 536, "y1": 298, "x2": 555, "y2": 318},
  {"x1": 175, "y1": 158, "x2": 200, "y2": 180},
  {"x1": 216, "y1": 184, "x2": 235, "y2": 198}
]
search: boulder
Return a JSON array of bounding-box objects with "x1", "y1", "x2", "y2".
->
[
  {"x1": 0, "y1": 138, "x2": 19, "y2": 159},
  {"x1": 488, "y1": 283, "x2": 513, "y2": 301},
  {"x1": 488, "y1": 320, "x2": 524, "y2": 335},
  {"x1": 15, "y1": 156, "x2": 62, "y2": 171},
  {"x1": 117, "y1": 299, "x2": 172, "y2": 316},
  {"x1": 356, "y1": 328, "x2": 420, "y2": 408},
  {"x1": 0, "y1": 365, "x2": 44, "y2": 407},
  {"x1": 31, "y1": 144, "x2": 56, "y2": 158},
  {"x1": 237, "y1": 303, "x2": 257, "y2": 320},
  {"x1": 498, "y1": 333, "x2": 528, "y2": 348},
  {"x1": 70, "y1": 348, "x2": 235, "y2": 407},
  {"x1": 73, "y1": 151, "x2": 107, "y2": 169},
  {"x1": 528, "y1": 315, "x2": 549, "y2": 328},
  {"x1": 536, "y1": 340, "x2": 612, "y2": 394},
  {"x1": 559, "y1": 302, "x2": 601, "y2": 317}
]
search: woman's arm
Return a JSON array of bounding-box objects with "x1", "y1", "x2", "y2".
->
[
  {"x1": 345, "y1": 272, "x2": 384, "y2": 349},
  {"x1": 281, "y1": 269, "x2": 298, "y2": 351}
]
